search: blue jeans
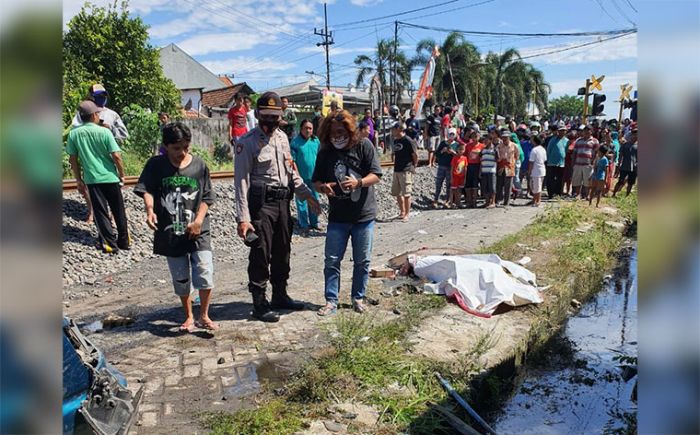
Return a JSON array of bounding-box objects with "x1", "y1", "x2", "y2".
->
[
  {"x1": 434, "y1": 165, "x2": 451, "y2": 201},
  {"x1": 295, "y1": 178, "x2": 319, "y2": 229},
  {"x1": 324, "y1": 220, "x2": 375, "y2": 304}
]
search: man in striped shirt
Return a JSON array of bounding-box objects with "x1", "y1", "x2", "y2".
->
[{"x1": 571, "y1": 124, "x2": 599, "y2": 199}]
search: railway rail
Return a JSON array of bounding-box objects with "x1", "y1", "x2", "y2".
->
[{"x1": 62, "y1": 160, "x2": 421, "y2": 191}]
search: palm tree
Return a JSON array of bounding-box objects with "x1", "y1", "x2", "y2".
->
[
  {"x1": 354, "y1": 39, "x2": 414, "y2": 108},
  {"x1": 523, "y1": 64, "x2": 551, "y2": 116},
  {"x1": 486, "y1": 48, "x2": 524, "y2": 121}
]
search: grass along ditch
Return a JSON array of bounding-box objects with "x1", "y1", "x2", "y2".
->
[{"x1": 200, "y1": 194, "x2": 638, "y2": 434}]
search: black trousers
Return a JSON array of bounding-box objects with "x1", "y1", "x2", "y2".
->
[
  {"x1": 88, "y1": 183, "x2": 129, "y2": 250},
  {"x1": 248, "y1": 196, "x2": 293, "y2": 295},
  {"x1": 546, "y1": 166, "x2": 564, "y2": 197}
]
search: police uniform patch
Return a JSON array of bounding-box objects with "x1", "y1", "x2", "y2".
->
[
  {"x1": 236, "y1": 144, "x2": 244, "y2": 154},
  {"x1": 268, "y1": 98, "x2": 276, "y2": 106}
]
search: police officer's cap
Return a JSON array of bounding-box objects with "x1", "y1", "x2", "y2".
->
[{"x1": 257, "y1": 92, "x2": 284, "y2": 116}]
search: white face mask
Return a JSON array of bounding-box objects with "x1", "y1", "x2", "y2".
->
[{"x1": 331, "y1": 136, "x2": 349, "y2": 149}]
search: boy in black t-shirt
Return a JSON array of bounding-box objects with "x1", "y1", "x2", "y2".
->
[{"x1": 134, "y1": 122, "x2": 218, "y2": 332}]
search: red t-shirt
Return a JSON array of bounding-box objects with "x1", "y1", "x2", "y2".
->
[
  {"x1": 441, "y1": 114, "x2": 451, "y2": 129},
  {"x1": 451, "y1": 155, "x2": 468, "y2": 188},
  {"x1": 465, "y1": 140, "x2": 484, "y2": 164},
  {"x1": 227, "y1": 105, "x2": 248, "y2": 139}
]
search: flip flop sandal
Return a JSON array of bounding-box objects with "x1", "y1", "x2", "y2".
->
[
  {"x1": 195, "y1": 319, "x2": 220, "y2": 331},
  {"x1": 178, "y1": 322, "x2": 195, "y2": 333}
]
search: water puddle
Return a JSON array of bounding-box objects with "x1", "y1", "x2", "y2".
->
[
  {"x1": 493, "y1": 245, "x2": 637, "y2": 434},
  {"x1": 223, "y1": 358, "x2": 291, "y2": 399}
]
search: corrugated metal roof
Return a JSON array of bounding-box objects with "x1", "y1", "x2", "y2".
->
[{"x1": 159, "y1": 44, "x2": 227, "y2": 92}]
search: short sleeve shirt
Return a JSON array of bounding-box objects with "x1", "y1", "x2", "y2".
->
[
  {"x1": 393, "y1": 136, "x2": 418, "y2": 172},
  {"x1": 134, "y1": 156, "x2": 215, "y2": 257},
  {"x1": 311, "y1": 139, "x2": 382, "y2": 223},
  {"x1": 66, "y1": 123, "x2": 121, "y2": 184},
  {"x1": 227, "y1": 106, "x2": 248, "y2": 138},
  {"x1": 528, "y1": 146, "x2": 547, "y2": 178}
]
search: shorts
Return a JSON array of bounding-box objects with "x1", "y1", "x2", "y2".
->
[
  {"x1": 481, "y1": 173, "x2": 496, "y2": 196},
  {"x1": 426, "y1": 136, "x2": 440, "y2": 152},
  {"x1": 391, "y1": 171, "x2": 413, "y2": 196},
  {"x1": 530, "y1": 176, "x2": 544, "y2": 194},
  {"x1": 618, "y1": 170, "x2": 637, "y2": 186},
  {"x1": 166, "y1": 250, "x2": 214, "y2": 296},
  {"x1": 572, "y1": 165, "x2": 593, "y2": 187},
  {"x1": 466, "y1": 165, "x2": 480, "y2": 188}
]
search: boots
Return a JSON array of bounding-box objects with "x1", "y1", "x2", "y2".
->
[
  {"x1": 270, "y1": 287, "x2": 306, "y2": 311},
  {"x1": 251, "y1": 290, "x2": 280, "y2": 323}
]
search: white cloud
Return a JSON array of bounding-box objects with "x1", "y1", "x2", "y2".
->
[
  {"x1": 521, "y1": 33, "x2": 637, "y2": 65},
  {"x1": 350, "y1": 0, "x2": 383, "y2": 5},
  {"x1": 201, "y1": 56, "x2": 297, "y2": 75},
  {"x1": 176, "y1": 32, "x2": 279, "y2": 56}
]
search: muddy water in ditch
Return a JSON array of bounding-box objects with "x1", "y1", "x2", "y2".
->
[{"x1": 493, "y1": 245, "x2": 637, "y2": 434}]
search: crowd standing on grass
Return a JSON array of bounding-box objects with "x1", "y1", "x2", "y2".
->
[{"x1": 67, "y1": 85, "x2": 638, "y2": 327}]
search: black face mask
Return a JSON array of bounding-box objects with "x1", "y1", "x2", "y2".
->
[{"x1": 259, "y1": 118, "x2": 280, "y2": 133}]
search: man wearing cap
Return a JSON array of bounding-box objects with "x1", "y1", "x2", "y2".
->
[
  {"x1": 67, "y1": 101, "x2": 129, "y2": 253},
  {"x1": 571, "y1": 124, "x2": 600, "y2": 199},
  {"x1": 72, "y1": 84, "x2": 129, "y2": 142},
  {"x1": 496, "y1": 129, "x2": 517, "y2": 206},
  {"x1": 234, "y1": 92, "x2": 321, "y2": 323},
  {"x1": 390, "y1": 122, "x2": 418, "y2": 221},
  {"x1": 545, "y1": 121, "x2": 569, "y2": 198}
]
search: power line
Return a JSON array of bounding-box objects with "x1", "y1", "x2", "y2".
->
[
  {"x1": 398, "y1": 22, "x2": 637, "y2": 37},
  {"x1": 591, "y1": 0, "x2": 620, "y2": 24},
  {"x1": 519, "y1": 32, "x2": 636, "y2": 61},
  {"x1": 333, "y1": 0, "x2": 495, "y2": 33},
  {"x1": 332, "y1": 0, "x2": 461, "y2": 28},
  {"x1": 198, "y1": 0, "x2": 308, "y2": 41},
  {"x1": 623, "y1": 0, "x2": 638, "y2": 13},
  {"x1": 610, "y1": 0, "x2": 637, "y2": 26}
]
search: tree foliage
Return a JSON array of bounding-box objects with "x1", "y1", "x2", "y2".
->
[
  {"x1": 548, "y1": 95, "x2": 585, "y2": 118},
  {"x1": 354, "y1": 38, "x2": 415, "y2": 108},
  {"x1": 411, "y1": 32, "x2": 550, "y2": 120},
  {"x1": 62, "y1": 0, "x2": 180, "y2": 125}
]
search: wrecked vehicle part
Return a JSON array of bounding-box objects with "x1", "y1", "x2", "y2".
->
[{"x1": 63, "y1": 318, "x2": 142, "y2": 435}]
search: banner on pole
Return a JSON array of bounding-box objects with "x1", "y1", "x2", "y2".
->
[{"x1": 412, "y1": 46, "x2": 440, "y2": 118}]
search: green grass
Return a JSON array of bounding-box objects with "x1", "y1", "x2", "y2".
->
[
  {"x1": 202, "y1": 194, "x2": 638, "y2": 434},
  {"x1": 201, "y1": 400, "x2": 305, "y2": 435}
]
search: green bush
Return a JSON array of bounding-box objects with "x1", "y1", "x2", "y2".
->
[
  {"x1": 213, "y1": 141, "x2": 232, "y2": 166},
  {"x1": 121, "y1": 104, "x2": 160, "y2": 159}
]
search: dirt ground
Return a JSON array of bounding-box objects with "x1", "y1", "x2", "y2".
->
[{"x1": 63, "y1": 201, "x2": 549, "y2": 433}]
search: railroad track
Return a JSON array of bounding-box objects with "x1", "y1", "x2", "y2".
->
[{"x1": 62, "y1": 161, "x2": 417, "y2": 191}]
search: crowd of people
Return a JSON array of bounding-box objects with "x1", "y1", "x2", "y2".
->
[{"x1": 66, "y1": 85, "x2": 637, "y2": 331}]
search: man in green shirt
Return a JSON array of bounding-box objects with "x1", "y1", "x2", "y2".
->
[
  {"x1": 279, "y1": 96, "x2": 297, "y2": 140},
  {"x1": 67, "y1": 100, "x2": 130, "y2": 253}
]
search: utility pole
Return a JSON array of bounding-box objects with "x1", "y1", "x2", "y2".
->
[
  {"x1": 391, "y1": 21, "x2": 399, "y2": 106},
  {"x1": 314, "y1": 3, "x2": 334, "y2": 90},
  {"x1": 582, "y1": 78, "x2": 591, "y2": 123}
]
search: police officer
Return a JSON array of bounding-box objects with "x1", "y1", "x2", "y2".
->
[{"x1": 234, "y1": 92, "x2": 321, "y2": 322}]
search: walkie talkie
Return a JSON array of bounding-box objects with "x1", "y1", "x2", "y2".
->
[{"x1": 243, "y1": 229, "x2": 259, "y2": 248}]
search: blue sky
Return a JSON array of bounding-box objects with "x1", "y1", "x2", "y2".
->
[{"x1": 63, "y1": 0, "x2": 641, "y2": 117}]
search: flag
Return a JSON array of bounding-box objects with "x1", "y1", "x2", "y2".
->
[{"x1": 412, "y1": 46, "x2": 440, "y2": 117}]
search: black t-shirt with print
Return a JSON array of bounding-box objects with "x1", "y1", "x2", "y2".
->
[
  {"x1": 134, "y1": 155, "x2": 215, "y2": 257},
  {"x1": 312, "y1": 138, "x2": 383, "y2": 224},
  {"x1": 392, "y1": 136, "x2": 418, "y2": 172}
]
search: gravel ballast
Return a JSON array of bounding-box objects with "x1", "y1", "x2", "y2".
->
[{"x1": 62, "y1": 166, "x2": 443, "y2": 287}]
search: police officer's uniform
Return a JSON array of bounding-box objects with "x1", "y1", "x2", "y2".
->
[{"x1": 234, "y1": 92, "x2": 315, "y2": 322}]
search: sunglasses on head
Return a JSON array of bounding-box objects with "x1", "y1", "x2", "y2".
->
[{"x1": 333, "y1": 114, "x2": 345, "y2": 122}]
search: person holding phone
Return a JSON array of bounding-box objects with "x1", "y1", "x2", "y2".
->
[{"x1": 312, "y1": 110, "x2": 383, "y2": 316}]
